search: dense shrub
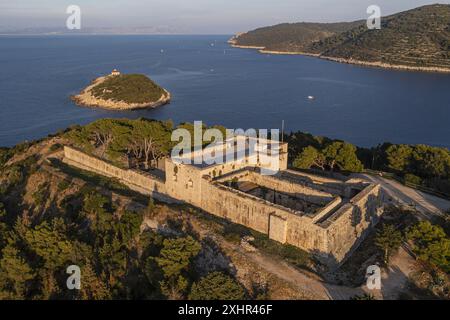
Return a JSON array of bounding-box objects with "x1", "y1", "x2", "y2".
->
[{"x1": 189, "y1": 272, "x2": 246, "y2": 300}]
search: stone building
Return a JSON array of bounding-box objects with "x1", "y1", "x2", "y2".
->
[
  {"x1": 110, "y1": 69, "x2": 121, "y2": 76},
  {"x1": 63, "y1": 135, "x2": 383, "y2": 269}
]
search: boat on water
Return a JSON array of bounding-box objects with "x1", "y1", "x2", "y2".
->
[{"x1": 308, "y1": 96, "x2": 315, "y2": 100}]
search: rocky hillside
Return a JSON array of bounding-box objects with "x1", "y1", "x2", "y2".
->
[
  {"x1": 0, "y1": 129, "x2": 316, "y2": 300},
  {"x1": 232, "y1": 4, "x2": 450, "y2": 70}
]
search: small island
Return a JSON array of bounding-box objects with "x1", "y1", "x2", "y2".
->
[{"x1": 72, "y1": 70, "x2": 171, "y2": 110}]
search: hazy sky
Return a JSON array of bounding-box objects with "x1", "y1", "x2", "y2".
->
[{"x1": 1, "y1": 0, "x2": 449, "y2": 33}]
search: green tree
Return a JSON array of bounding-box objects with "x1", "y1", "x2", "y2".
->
[
  {"x1": 85, "y1": 119, "x2": 117, "y2": 156},
  {"x1": 116, "y1": 210, "x2": 143, "y2": 247},
  {"x1": 375, "y1": 224, "x2": 403, "y2": 265},
  {"x1": 125, "y1": 119, "x2": 172, "y2": 169},
  {"x1": 82, "y1": 191, "x2": 113, "y2": 236},
  {"x1": 385, "y1": 144, "x2": 413, "y2": 172},
  {"x1": 0, "y1": 203, "x2": 9, "y2": 250},
  {"x1": 189, "y1": 272, "x2": 246, "y2": 300},
  {"x1": 156, "y1": 236, "x2": 201, "y2": 279},
  {"x1": 322, "y1": 141, "x2": 363, "y2": 172},
  {"x1": 293, "y1": 146, "x2": 326, "y2": 170},
  {"x1": 0, "y1": 244, "x2": 35, "y2": 299},
  {"x1": 155, "y1": 236, "x2": 201, "y2": 299},
  {"x1": 407, "y1": 221, "x2": 450, "y2": 272},
  {"x1": 25, "y1": 219, "x2": 74, "y2": 270},
  {"x1": 79, "y1": 261, "x2": 111, "y2": 300},
  {"x1": 411, "y1": 145, "x2": 450, "y2": 179}
]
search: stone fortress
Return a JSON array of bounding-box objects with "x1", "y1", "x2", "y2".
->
[{"x1": 62, "y1": 135, "x2": 384, "y2": 269}]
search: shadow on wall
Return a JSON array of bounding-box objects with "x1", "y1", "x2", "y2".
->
[
  {"x1": 313, "y1": 194, "x2": 382, "y2": 272},
  {"x1": 151, "y1": 184, "x2": 182, "y2": 204},
  {"x1": 351, "y1": 193, "x2": 381, "y2": 228}
]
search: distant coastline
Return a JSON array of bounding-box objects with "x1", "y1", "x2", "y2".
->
[{"x1": 229, "y1": 36, "x2": 450, "y2": 74}]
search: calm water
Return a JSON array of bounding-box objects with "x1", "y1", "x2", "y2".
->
[{"x1": 1, "y1": 35, "x2": 450, "y2": 148}]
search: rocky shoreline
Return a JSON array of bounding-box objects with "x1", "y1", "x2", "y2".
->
[
  {"x1": 229, "y1": 35, "x2": 450, "y2": 74},
  {"x1": 71, "y1": 76, "x2": 171, "y2": 110}
]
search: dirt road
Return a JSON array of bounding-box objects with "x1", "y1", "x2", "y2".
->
[{"x1": 354, "y1": 173, "x2": 450, "y2": 220}]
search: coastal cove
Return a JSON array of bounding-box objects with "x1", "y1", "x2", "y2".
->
[{"x1": 1, "y1": 35, "x2": 450, "y2": 148}]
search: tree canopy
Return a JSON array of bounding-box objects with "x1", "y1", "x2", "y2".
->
[
  {"x1": 375, "y1": 224, "x2": 403, "y2": 265},
  {"x1": 407, "y1": 221, "x2": 450, "y2": 272},
  {"x1": 189, "y1": 272, "x2": 246, "y2": 300}
]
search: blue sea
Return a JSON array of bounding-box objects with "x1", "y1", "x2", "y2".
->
[{"x1": 1, "y1": 35, "x2": 449, "y2": 148}]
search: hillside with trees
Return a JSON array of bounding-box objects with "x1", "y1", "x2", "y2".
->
[
  {"x1": 1, "y1": 118, "x2": 449, "y2": 299},
  {"x1": 286, "y1": 131, "x2": 450, "y2": 198},
  {"x1": 0, "y1": 134, "x2": 249, "y2": 299},
  {"x1": 230, "y1": 21, "x2": 363, "y2": 52},
  {"x1": 232, "y1": 4, "x2": 450, "y2": 70},
  {"x1": 0, "y1": 119, "x2": 312, "y2": 300}
]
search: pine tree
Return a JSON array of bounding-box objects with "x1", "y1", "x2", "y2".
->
[
  {"x1": 189, "y1": 272, "x2": 246, "y2": 300},
  {"x1": 0, "y1": 244, "x2": 35, "y2": 299},
  {"x1": 375, "y1": 224, "x2": 403, "y2": 265},
  {"x1": 79, "y1": 261, "x2": 111, "y2": 300}
]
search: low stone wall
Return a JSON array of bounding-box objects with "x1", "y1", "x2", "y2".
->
[{"x1": 63, "y1": 146, "x2": 173, "y2": 202}]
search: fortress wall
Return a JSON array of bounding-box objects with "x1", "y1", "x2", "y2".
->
[
  {"x1": 63, "y1": 146, "x2": 168, "y2": 199},
  {"x1": 246, "y1": 172, "x2": 335, "y2": 205},
  {"x1": 200, "y1": 179, "x2": 329, "y2": 253},
  {"x1": 164, "y1": 160, "x2": 204, "y2": 207},
  {"x1": 310, "y1": 197, "x2": 343, "y2": 223},
  {"x1": 202, "y1": 158, "x2": 251, "y2": 179},
  {"x1": 285, "y1": 214, "x2": 328, "y2": 253},
  {"x1": 281, "y1": 170, "x2": 350, "y2": 196},
  {"x1": 200, "y1": 179, "x2": 291, "y2": 235},
  {"x1": 322, "y1": 184, "x2": 383, "y2": 265},
  {"x1": 63, "y1": 147, "x2": 382, "y2": 268}
]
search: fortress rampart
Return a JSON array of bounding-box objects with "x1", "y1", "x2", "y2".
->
[{"x1": 63, "y1": 144, "x2": 383, "y2": 268}]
